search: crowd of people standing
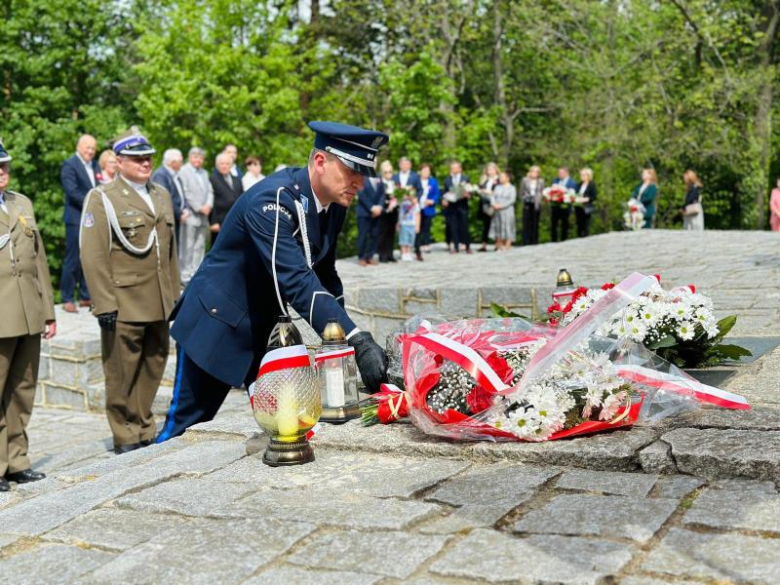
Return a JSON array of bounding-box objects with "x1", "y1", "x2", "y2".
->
[
  {"x1": 355, "y1": 158, "x2": 604, "y2": 262},
  {"x1": 353, "y1": 157, "x2": 724, "y2": 262},
  {"x1": 59, "y1": 135, "x2": 265, "y2": 309}
]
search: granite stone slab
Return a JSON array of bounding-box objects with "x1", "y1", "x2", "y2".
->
[
  {"x1": 638, "y1": 440, "x2": 677, "y2": 474},
  {"x1": 0, "y1": 534, "x2": 19, "y2": 549},
  {"x1": 654, "y1": 475, "x2": 705, "y2": 499},
  {"x1": 642, "y1": 527, "x2": 780, "y2": 583},
  {"x1": 0, "y1": 464, "x2": 188, "y2": 536},
  {"x1": 206, "y1": 450, "x2": 469, "y2": 498},
  {"x1": 429, "y1": 529, "x2": 634, "y2": 584},
  {"x1": 44, "y1": 509, "x2": 190, "y2": 551},
  {"x1": 80, "y1": 517, "x2": 314, "y2": 585},
  {"x1": 663, "y1": 427, "x2": 780, "y2": 482},
  {"x1": 0, "y1": 543, "x2": 114, "y2": 584},
  {"x1": 682, "y1": 484, "x2": 780, "y2": 532},
  {"x1": 114, "y1": 478, "x2": 255, "y2": 517},
  {"x1": 286, "y1": 529, "x2": 448, "y2": 579},
  {"x1": 418, "y1": 503, "x2": 520, "y2": 534},
  {"x1": 217, "y1": 487, "x2": 443, "y2": 530},
  {"x1": 514, "y1": 493, "x2": 678, "y2": 543},
  {"x1": 246, "y1": 566, "x2": 382, "y2": 585},
  {"x1": 555, "y1": 469, "x2": 658, "y2": 497},
  {"x1": 425, "y1": 463, "x2": 559, "y2": 506}
]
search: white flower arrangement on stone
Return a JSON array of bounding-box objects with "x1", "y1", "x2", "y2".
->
[
  {"x1": 552, "y1": 278, "x2": 751, "y2": 368},
  {"x1": 488, "y1": 342, "x2": 633, "y2": 441}
]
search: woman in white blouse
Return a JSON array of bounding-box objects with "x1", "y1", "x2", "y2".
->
[{"x1": 241, "y1": 156, "x2": 265, "y2": 191}]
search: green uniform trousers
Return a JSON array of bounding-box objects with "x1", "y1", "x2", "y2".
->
[
  {"x1": 101, "y1": 320, "x2": 169, "y2": 446},
  {"x1": 0, "y1": 334, "x2": 40, "y2": 476}
]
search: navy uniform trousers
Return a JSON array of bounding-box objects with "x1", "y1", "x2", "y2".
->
[
  {"x1": 356, "y1": 215, "x2": 378, "y2": 261},
  {"x1": 156, "y1": 346, "x2": 243, "y2": 442}
]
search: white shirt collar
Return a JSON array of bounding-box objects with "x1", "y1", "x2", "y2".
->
[{"x1": 311, "y1": 187, "x2": 329, "y2": 213}]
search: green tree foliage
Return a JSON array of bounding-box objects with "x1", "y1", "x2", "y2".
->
[{"x1": 2, "y1": 0, "x2": 779, "y2": 271}]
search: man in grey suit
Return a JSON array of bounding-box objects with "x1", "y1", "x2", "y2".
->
[
  {"x1": 151, "y1": 148, "x2": 187, "y2": 244},
  {"x1": 178, "y1": 147, "x2": 213, "y2": 286}
]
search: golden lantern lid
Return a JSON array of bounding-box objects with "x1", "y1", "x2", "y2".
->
[
  {"x1": 556, "y1": 268, "x2": 574, "y2": 288},
  {"x1": 322, "y1": 319, "x2": 346, "y2": 345}
]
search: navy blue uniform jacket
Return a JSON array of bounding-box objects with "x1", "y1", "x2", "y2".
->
[
  {"x1": 61, "y1": 155, "x2": 101, "y2": 225},
  {"x1": 356, "y1": 178, "x2": 384, "y2": 219},
  {"x1": 170, "y1": 166, "x2": 356, "y2": 387},
  {"x1": 152, "y1": 166, "x2": 184, "y2": 226}
]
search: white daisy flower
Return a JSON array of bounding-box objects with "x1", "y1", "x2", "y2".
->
[{"x1": 676, "y1": 321, "x2": 696, "y2": 341}]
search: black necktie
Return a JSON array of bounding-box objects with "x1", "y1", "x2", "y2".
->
[{"x1": 319, "y1": 210, "x2": 327, "y2": 235}]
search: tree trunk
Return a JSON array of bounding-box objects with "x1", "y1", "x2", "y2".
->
[
  {"x1": 753, "y1": 1, "x2": 779, "y2": 229},
  {"x1": 492, "y1": 0, "x2": 511, "y2": 167}
]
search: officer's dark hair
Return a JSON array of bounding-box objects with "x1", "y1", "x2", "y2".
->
[{"x1": 308, "y1": 148, "x2": 337, "y2": 167}]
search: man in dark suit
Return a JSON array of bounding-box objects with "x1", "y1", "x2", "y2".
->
[
  {"x1": 152, "y1": 148, "x2": 186, "y2": 244},
  {"x1": 61, "y1": 134, "x2": 99, "y2": 312},
  {"x1": 209, "y1": 152, "x2": 244, "y2": 244},
  {"x1": 393, "y1": 157, "x2": 422, "y2": 197},
  {"x1": 443, "y1": 161, "x2": 472, "y2": 253},
  {"x1": 551, "y1": 167, "x2": 577, "y2": 242},
  {"x1": 156, "y1": 121, "x2": 390, "y2": 441},
  {"x1": 356, "y1": 176, "x2": 384, "y2": 265}
]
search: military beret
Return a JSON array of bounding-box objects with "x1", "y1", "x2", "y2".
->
[
  {"x1": 308, "y1": 121, "x2": 389, "y2": 178},
  {"x1": 112, "y1": 126, "x2": 156, "y2": 156}
]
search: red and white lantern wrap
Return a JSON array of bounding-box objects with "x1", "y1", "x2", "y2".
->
[{"x1": 250, "y1": 345, "x2": 322, "y2": 440}]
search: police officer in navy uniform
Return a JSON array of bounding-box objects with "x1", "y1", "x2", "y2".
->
[{"x1": 157, "y1": 122, "x2": 390, "y2": 441}]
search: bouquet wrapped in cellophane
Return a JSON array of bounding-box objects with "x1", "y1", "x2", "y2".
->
[{"x1": 383, "y1": 273, "x2": 749, "y2": 442}]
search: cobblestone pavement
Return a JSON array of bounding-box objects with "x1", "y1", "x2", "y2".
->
[
  {"x1": 1, "y1": 230, "x2": 778, "y2": 583},
  {"x1": 1, "y1": 344, "x2": 778, "y2": 584}
]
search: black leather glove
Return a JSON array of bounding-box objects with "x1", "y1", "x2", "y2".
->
[
  {"x1": 97, "y1": 311, "x2": 118, "y2": 331},
  {"x1": 348, "y1": 331, "x2": 388, "y2": 394}
]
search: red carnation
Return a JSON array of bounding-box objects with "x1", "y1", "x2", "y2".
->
[
  {"x1": 466, "y1": 385, "x2": 494, "y2": 414},
  {"x1": 601, "y1": 282, "x2": 615, "y2": 291}
]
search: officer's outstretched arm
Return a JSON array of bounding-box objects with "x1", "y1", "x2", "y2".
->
[
  {"x1": 245, "y1": 190, "x2": 356, "y2": 337},
  {"x1": 79, "y1": 190, "x2": 119, "y2": 316},
  {"x1": 314, "y1": 233, "x2": 345, "y2": 308}
]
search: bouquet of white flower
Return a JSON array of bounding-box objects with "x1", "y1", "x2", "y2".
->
[
  {"x1": 385, "y1": 274, "x2": 749, "y2": 443},
  {"x1": 552, "y1": 277, "x2": 751, "y2": 368}
]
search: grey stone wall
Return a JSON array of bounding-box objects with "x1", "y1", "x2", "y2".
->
[{"x1": 344, "y1": 285, "x2": 546, "y2": 343}]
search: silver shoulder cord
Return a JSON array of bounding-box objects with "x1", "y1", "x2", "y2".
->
[
  {"x1": 80, "y1": 187, "x2": 160, "y2": 261},
  {"x1": 271, "y1": 187, "x2": 313, "y2": 317}
]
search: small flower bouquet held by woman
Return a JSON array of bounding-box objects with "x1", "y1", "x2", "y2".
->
[
  {"x1": 377, "y1": 274, "x2": 748, "y2": 442},
  {"x1": 623, "y1": 198, "x2": 646, "y2": 230},
  {"x1": 543, "y1": 185, "x2": 577, "y2": 205},
  {"x1": 547, "y1": 277, "x2": 751, "y2": 368}
]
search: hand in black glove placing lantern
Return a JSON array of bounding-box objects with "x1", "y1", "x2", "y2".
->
[{"x1": 348, "y1": 331, "x2": 388, "y2": 393}]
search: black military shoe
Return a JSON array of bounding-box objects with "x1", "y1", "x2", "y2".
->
[
  {"x1": 6, "y1": 469, "x2": 46, "y2": 484},
  {"x1": 139, "y1": 439, "x2": 154, "y2": 447},
  {"x1": 0, "y1": 477, "x2": 10, "y2": 492},
  {"x1": 113, "y1": 443, "x2": 142, "y2": 455}
]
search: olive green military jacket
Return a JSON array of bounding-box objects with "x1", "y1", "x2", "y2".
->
[
  {"x1": 80, "y1": 176, "x2": 180, "y2": 323},
  {"x1": 0, "y1": 191, "x2": 56, "y2": 338}
]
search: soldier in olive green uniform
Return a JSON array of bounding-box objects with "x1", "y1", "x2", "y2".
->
[
  {"x1": 80, "y1": 129, "x2": 180, "y2": 454},
  {"x1": 0, "y1": 141, "x2": 56, "y2": 491}
]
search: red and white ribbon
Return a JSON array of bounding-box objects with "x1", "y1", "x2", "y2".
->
[
  {"x1": 519, "y1": 272, "x2": 656, "y2": 387},
  {"x1": 257, "y1": 345, "x2": 311, "y2": 377},
  {"x1": 616, "y1": 364, "x2": 749, "y2": 410},
  {"x1": 407, "y1": 332, "x2": 509, "y2": 393},
  {"x1": 305, "y1": 423, "x2": 322, "y2": 441},
  {"x1": 314, "y1": 346, "x2": 355, "y2": 364}
]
